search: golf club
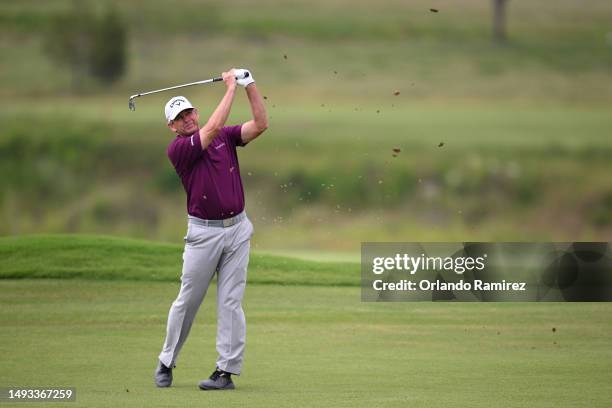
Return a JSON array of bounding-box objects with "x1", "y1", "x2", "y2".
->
[{"x1": 128, "y1": 71, "x2": 250, "y2": 111}]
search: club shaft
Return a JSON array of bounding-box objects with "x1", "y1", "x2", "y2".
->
[
  {"x1": 130, "y1": 77, "x2": 222, "y2": 99},
  {"x1": 128, "y1": 71, "x2": 249, "y2": 110}
]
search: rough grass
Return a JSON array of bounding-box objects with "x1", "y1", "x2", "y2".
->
[
  {"x1": 2, "y1": 1, "x2": 612, "y2": 100},
  {"x1": 1, "y1": 102, "x2": 611, "y2": 247}
]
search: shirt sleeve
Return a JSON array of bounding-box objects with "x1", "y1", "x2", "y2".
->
[
  {"x1": 167, "y1": 133, "x2": 202, "y2": 176},
  {"x1": 222, "y1": 125, "x2": 245, "y2": 147}
]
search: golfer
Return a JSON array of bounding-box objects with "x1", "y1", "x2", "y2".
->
[{"x1": 154, "y1": 68, "x2": 268, "y2": 390}]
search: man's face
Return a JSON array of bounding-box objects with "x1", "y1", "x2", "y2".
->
[{"x1": 168, "y1": 108, "x2": 200, "y2": 136}]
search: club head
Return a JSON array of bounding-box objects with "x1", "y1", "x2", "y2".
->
[{"x1": 129, "y1": 97, "x2": 136, "y2": 111}]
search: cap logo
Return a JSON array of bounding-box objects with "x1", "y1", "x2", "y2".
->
[{"x1": 170, "y1": 98, "x2": 186, "y2": 108}]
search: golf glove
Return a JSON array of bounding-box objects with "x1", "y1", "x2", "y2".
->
[{"x1": 235, "y1": 69, "x2": 255, "y2": 88}]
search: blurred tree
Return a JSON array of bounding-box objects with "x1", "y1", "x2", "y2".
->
[
  {"x1": 44, "y1": 1, "x2": 92, "y2": 92},
  {"x1": 89, "y1": 6, "x2": 127, "y2": 84},
  {"x1": 44, "y1": 1, "x2": 127, "y2": 91},
  {"x1": 492, "y1": 0, "x2": 509, "y2": 44}
]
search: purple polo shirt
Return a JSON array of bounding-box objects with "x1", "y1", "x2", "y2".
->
[{"x1": 167, "y1": 125, "x2": 246, "y2": 220}]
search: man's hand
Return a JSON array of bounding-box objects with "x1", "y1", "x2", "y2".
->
[
  {"x1": 222, "y1": 69, "x2": 237, "y2": 89},
  {"x1": 235, "y1": 69, "x2": 255, "y2": 88}
]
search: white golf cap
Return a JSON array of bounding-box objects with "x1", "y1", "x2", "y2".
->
[{"x1": 165, "y1": 96, "x2": 194, "y2": 123}]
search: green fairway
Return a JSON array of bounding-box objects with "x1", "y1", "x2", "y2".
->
[
  {"x1": 1, "y1": 280, "x2": 611, "y2": 407},
  {"x1": 1, "y1": 235, "x2": 612, "y2": 407}
]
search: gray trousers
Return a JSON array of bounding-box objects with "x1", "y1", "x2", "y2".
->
[{"x1": 158, "y1": 214, "x2": 253, "y2": 375}]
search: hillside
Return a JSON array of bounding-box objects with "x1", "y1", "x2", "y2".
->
[{"x1": 0, "y1": 235, "x2": 358, "y2": 286}]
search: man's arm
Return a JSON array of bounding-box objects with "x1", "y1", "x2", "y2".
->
[
  {"x1": 240, "y1": 83, "x2": 269, "y2": 144},
  {"x1": 199, "y1": 70, "x2": 237, "y2": 150}
]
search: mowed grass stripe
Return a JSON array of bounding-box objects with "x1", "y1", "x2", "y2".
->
[{"x1": 0, "y1": 235, "x2": 359, "y2": 286}]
